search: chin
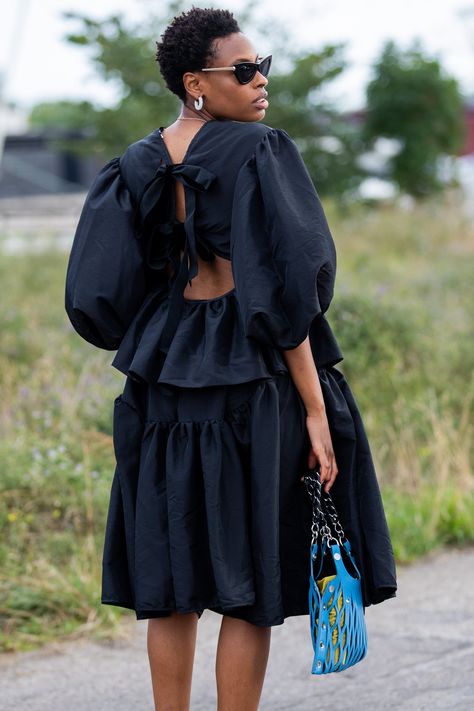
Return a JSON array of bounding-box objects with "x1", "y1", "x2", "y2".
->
[
  {"x1": 249, "y1": 106, "x2": 267, "y2": 120},
  {"x1": 232, "y1": 107, "x2": 267, "y2": 122}
]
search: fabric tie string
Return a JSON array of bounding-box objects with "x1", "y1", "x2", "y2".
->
[{"x1": 137, "y1": 161, "x2": 217, "y2": 356}]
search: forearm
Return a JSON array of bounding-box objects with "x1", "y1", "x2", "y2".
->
[{"x1": 281, "y1": 335, "x2": 326, "y2": 415}]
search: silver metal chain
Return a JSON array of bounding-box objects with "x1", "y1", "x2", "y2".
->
[
  {"x1": 302, "y1": 468, "x2": 346, "y2": 547},
  {"x1": 305, "y1": 474, "x2": 322, "y2": 542},
  {"x1": 322, "y1": 494, "x2": 346, "y2": 543}
]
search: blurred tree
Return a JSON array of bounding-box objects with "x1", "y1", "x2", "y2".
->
[
  {"x1": 29, "y1": 0, "x2": 360, "y2": 199},
  {"x1": 362, "y1": 39, "x2": 466, "y2": 198},
  {"x1": 262, "y1": 47, "x2": 365, "y2": 199},
  {"x1": 29, "y1": 100, "x2": 98, "y2": 133},
  {"x1": 61, "y1": 9, "x2": 177, "y2": 153}
]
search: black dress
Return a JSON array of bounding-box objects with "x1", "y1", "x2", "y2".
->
[{"x1": 65, "y1": 119, "x2": 397, "y2": 626}]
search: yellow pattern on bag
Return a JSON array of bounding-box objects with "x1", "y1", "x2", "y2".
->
[{"x1": 316, "y1": 574, "x2": 348, "y2": 665}]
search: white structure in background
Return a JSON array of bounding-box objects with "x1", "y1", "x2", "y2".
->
[
  {"x1": 0, "y1": 98, "x2": 29, "y2": 136},
  {"x1": 0, "y1": 0, "x2": 32, "y2": 168},
  {"x1": 355, "y1": 136, "x2": 402, "y2": 202},
  {"x1": 438, "y1": 152, "x2": 474, "y2": 220},
  {"x1": 353, "y1": 133, "x2": 473, "y2": 219},
  {"x1": 456, "y1": 155, "x2": 474, "y2": 218},
  {"x1": 0, "y1": 92, "x2": 29, "y2": 174}
]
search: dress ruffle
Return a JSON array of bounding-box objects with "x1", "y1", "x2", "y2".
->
[
  {"x1": 101, "y1": 365, "x2": 397, "y2": 625},
  {"x1": 102, "y1": 375, "x2": 296, "y2": 624},
  {"x1": 111, "y1": 287, "x2": 289, "y2": 388}
]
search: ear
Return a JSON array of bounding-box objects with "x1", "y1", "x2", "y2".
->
[{"x1": 182, "y1": 71, "x2": 204, "y2": 100}]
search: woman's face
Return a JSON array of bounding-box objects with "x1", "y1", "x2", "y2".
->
[{"x1": 183, "y1": 32, "x2": 269, "y2": 122}]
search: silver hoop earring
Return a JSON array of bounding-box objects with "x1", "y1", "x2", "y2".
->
[{"x1": 194, "y1": 95, "x2": 204, "y2": 111}]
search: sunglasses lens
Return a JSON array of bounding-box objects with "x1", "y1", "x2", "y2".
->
[
  {"x1": 234, "y1": 55, "x2": 272, "y2": 84},
  {"x1": 259, "y1": 55, "x2": 272, "y2": 78},
  {"x1": 235, "y1": 63, "x2": 257, "y2": 84}
]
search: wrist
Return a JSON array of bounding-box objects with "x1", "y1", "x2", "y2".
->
[{"x1": 305, "y1": 403, "x2": 326, "y2": 416}]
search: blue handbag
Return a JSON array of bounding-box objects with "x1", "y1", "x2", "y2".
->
[{"x1": 302, "y1": 466, "x2": 368, "y2": 674}]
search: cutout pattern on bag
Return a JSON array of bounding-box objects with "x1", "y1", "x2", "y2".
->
[{"x1": 303, "y1": 467, "x2": 368, "y2": 674}]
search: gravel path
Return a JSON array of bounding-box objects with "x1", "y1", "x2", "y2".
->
[{"x1": 1, "y1": 546, "x2": 473, "y2": 710}]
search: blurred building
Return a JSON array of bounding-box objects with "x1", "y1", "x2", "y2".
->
[
  {"x1": 0, "y1": 99, "x2": 102, "y2": 198},
  {"x1": 0, "y1": 130, "x2": 103, "y2": 198}
]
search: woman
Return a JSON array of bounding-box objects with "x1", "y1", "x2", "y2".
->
[{"x1": 65, "y1": 6, "x2": 397, "y2": 710}]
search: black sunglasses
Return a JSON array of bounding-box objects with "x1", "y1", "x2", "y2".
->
[{"x1": 201, "y1": 54, "x2": 272, "y2": 85}]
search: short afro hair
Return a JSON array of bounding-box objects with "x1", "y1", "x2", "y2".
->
[{"x1": 155, "y1": 6, "x2": 241, "y2": 102}]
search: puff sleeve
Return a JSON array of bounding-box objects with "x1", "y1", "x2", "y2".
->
[
  {"x1": 65, "y1": 156, "x2": 147, "y2": 350},
  {"x1": 230, "y1": 128, "x2": 337, "y2": 351}
]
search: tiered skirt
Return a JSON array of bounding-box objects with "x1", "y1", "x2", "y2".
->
[{"x1": 101, "y1": 287, "x2": 397, "y2": 624}]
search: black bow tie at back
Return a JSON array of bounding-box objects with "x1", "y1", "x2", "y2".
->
[{"x1": 137, "y1": 160, "x2": 217, "y2": 355}]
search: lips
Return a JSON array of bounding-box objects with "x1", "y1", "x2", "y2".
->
[{"x1": 253, "y1": 94, "x2": 269, "y2": 108}]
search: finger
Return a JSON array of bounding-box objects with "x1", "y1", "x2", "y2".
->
[
  {"x1": 324, "y1": 471, "x2": 335, "y2": 492},
  {"x1": 302, "y1": 449, "x2": 318, "y2": 481},
  {"x1": 319, "y1": 458, "x2": 332, "y2": 483},
  {"x1": 323, "y1": 470, "x2": 337, "y2": 489},
  {"x1": 324, "y1": 466, "x2": 339, "y2": 492}
]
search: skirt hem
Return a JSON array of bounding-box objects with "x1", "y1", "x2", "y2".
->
[{"x1": 101, "y1": 598, "x2": 313, "y2": 627}]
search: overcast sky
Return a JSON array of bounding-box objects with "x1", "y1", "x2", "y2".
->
[{"x1": 2, "y1": 0, "x2": 474, "y2": 112}]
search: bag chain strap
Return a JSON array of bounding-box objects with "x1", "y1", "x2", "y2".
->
[
  {"x1": 322, "y1": 493, "x2": 346, "y2": 545},
  {"x1": 303, "y1": 468, "x2": 346, "y2": 547}
]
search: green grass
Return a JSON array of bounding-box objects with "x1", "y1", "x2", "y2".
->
[
  {"x1": 383, "y1": 484, "x2": 474, "y2": 561},
  {"x1": 1, "y1": 188, "x2": 473, "y2": 652}
]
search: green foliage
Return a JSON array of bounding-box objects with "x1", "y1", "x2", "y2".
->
[
  {"x1": 325, "y1": 188, "x2": 473, "y2": 478},
  {"x1": 384, "y1": 486, "x2": 474, "y2": 562},
  {"x1": 29, "y1": 100, "x2": 98, "y2": 132},
  {"x1": 0, "y1": 249, "x2": 126, "y2": 652},
  {"x1": 62, "y1": 10, "x2": 178, "y2": 153},
  {"x1": 363, "y1": 39, "x2": 466, "y2": 198}
]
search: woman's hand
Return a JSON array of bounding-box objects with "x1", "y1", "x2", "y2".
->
[
  {"x1": 279, "y1": 334, "x2": 338, "y2": 492},
  {"x1": 300, "y1": 410, "x2": 339, "y2": 493}
]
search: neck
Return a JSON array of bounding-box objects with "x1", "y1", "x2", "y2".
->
[{"x1": 179, "y1": 105, "x2": 214, "y2": 122}]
